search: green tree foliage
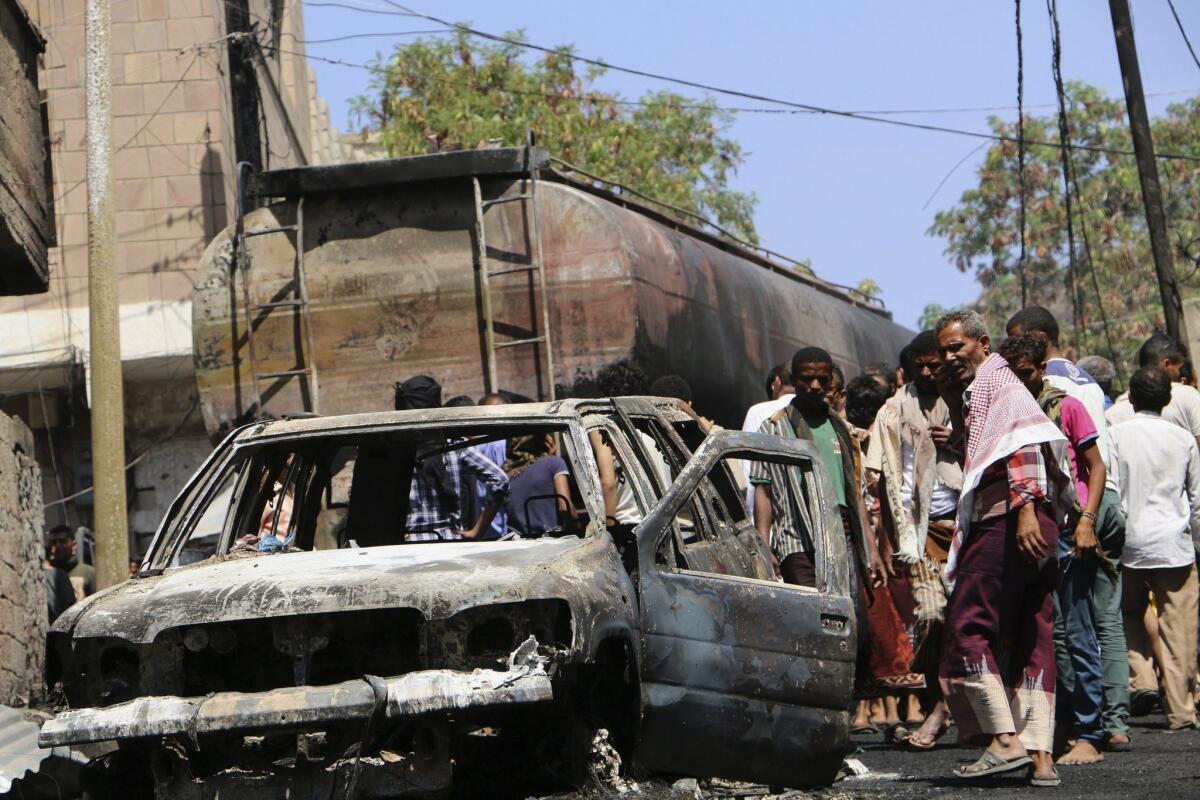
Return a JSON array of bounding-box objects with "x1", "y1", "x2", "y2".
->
[
  {"x1": 918, "y1": 303, "x2": 956, "y2": 331},
  {"x1": 929, "y1": 83, "x2": 1200, "y2": 370},
  {"x1": 351, "y1": 30, "x2": 758, "y2": 241},
  {"x1": 855, "y1": 278, "x2": 883, "y2": 301}
]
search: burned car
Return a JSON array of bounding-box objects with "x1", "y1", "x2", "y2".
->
[{"x1": 41, "y1": 398, "x2": 856, "y2": 797}]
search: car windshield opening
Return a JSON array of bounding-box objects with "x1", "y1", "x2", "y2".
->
[{"x1": 161, "y1": 423, "x2": 591, "y2": 567}]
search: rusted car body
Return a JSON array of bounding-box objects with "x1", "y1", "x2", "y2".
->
[
  {"x1": 192, "y1": 147, "x2": 912, "y2": 436},
  {"x1": 41, "y1": 399, "x2": 855, "y2": 797}
]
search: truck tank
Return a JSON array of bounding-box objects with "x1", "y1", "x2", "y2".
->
[{"x1": 192, "y1": 147, "x2": 913, "y2": 436}]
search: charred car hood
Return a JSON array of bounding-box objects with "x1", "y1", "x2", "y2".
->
[{"x1": 63, "y1": 538, "x2": 607, "y2": 643}]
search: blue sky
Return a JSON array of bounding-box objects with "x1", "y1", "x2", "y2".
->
[{"x1": 300, "y1": 0, "x2": 1200, "y2": 329}]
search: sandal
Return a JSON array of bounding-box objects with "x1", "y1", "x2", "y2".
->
[
  {"x1": 851, "y1": 724, "x2": 878, "y2": 735},
  {"x1": 883, "y1": 721, "x2": 912, "y2": 745},
  {"x1": 905, "y1": 721, "x2": 951, "y2": 751},
  {"x1": 954, "y1": 750, "x2": 1033, "y2": 779},
  {"x1": 1030, "y1": 767, "x2": 1062, "y2": 788}
]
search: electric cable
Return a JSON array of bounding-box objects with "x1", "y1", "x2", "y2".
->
[
  {"x1": 1167, "y1": 0, "x2": 1200, "y2": 74},
  {"x1": 292, "y1": 1, "x2": 1200, "y2": 163},
  {"x1": 1016, "y1": 0, "x2": 1029, "y2": 307},
  {"x1": 1047, "y1": 0, "x2": 1085, "y2": 351}
]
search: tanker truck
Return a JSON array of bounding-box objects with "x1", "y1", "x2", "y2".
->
[{"x1": 192, "y1": 146, "x2": 912, "y2": 436}]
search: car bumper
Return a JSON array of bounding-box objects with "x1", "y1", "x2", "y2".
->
[{"x1": 40, "y1": 661, "x2": 553, "y2": 747}]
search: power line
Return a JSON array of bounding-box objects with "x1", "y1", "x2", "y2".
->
[
  {"x1": 1167, "y1": 0, "x2": 1200, "y2": 74},
  {"x1": 1016, "y1": 0, "x2": 1029, "y2": 307},
  {"x1": 303, "y1": 0, "x2": 1200, "y2": 163},
  {"x1": 291, "y1": 28, "x2": 449, "y2": 44},
  {"x1": 286, "y1": 43, "x2": 1200, "y2": 164},
  {"x1": 1048, "y1": 0, "x2": 1084, "y2": 350}
]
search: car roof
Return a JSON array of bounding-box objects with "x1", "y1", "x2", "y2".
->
[{"x1": 231, "y1": 396, "x2": 693, "y2": 443}]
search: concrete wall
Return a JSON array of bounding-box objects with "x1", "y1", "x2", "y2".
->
[
  {"x1": 0, "y1": 0, "x2": 51, "y2": 294},
  {"x1": 0, "y1": 413, "x2": 46, "y2": 706}
]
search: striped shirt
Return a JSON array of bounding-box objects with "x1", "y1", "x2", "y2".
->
[{"x1": 749, "y1": 410, "x2": 819, "y2": 559}]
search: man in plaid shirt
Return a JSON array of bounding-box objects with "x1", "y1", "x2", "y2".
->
[
  {"x1": 405, "y1": 443, "x2": 509, "y2": 542},
  {"x1": 395, "y1": 376, "x2": 510, "y2": 542}
]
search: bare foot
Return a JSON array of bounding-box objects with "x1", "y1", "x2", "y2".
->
[
  {"x1": 852, "y1": 699, "x2": 872, "y2": 730},
  {"x1": 1105, "y1": 733, "x2": 1131, "y2": 752},
  {"x1": 1056, "y1": 740, "x2": 1104, "y2": 765},
  {"x1": 1030, "y1": 750, "x2": 1058, "y2": 782}
]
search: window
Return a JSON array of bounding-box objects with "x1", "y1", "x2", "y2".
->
[{"x1": 155, "y1": 422, "x2": 600, "y2": 568}]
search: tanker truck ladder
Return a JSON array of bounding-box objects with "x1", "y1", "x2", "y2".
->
[
  {"x1": 237, "y1": 194, "x2": 320, "y2": 417},
  {"x1": 471, "y1": 141, "x2": 557, "y2": 400}
]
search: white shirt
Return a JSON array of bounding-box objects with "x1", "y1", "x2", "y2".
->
[
  {"x1": 899, "y1": 438, "x2": 959, "y2": 518},
  {"x1": 741, "y1": 394, "x2": 795, "y2": 519},
  {"x1": 1045, "y1": 358, "x2": 1113, "y2": 488},
  {"x1": 1110, "y1": 411, "x2": 1200, "y2": 569},
  {"x1": 1107, "y1": 382, "x2": 1200, "y2": 439}
]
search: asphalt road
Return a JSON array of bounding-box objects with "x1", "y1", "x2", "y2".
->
[
  {"x1": 544, "y1": 712, "x2": 1200, "y2": 800},
  {"x1": 831, "y1": 712, "x2": 1200, "y2": 800}
]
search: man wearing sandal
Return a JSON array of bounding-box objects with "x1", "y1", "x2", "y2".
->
[
  {"x1": 867, "y1": 330, "x2": 963, "y2": 750},
  {"x1": 935, "y1": 310, "x2": 1076, "y2": 788}
]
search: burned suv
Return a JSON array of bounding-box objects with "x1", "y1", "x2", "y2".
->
[{"x1": 41, "y1": 398, "x2": 856, "y2": 798}]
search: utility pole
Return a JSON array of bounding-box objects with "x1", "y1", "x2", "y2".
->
[
  {"x1": 1108, "y1": 0, "x2": 1188, "y2": 345},
  {"x1": 85, "y1": 0, "x2": 129, "y2": 589}
]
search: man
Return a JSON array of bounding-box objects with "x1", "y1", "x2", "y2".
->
[
  {"x1": 752, "y1": 347, "x2": 884, "y2": 589},
  {"x1": 471, "y1": 393, "x2": 511, "y2": 539},
  {"x1": 1109, "y1": 366, "x2": 1200, "y2": 731},
  {"x1": 43, "y1": 549, "x2": 75, "y2": 623},
  {"x1": 752, "y1": 349, "x2": 915, "y2": 728},
  {"x1": 1001, "y1": 332, "x2": 1109, "y2": 766},
  {"x1": 649, "y1": 374, "x2": 716, "y2": 432},
  {"x1": 828, "y1": 364, "x2": 847, "y2": 419},
  {"x1": 867, "y1": 331, "x2": 963, "y2": 749},
  {"x1": 936, "y1": 310, "x2": 1072, "y2": 787},
  {"x1": 1076, "y1": 355, "x2": 1117, "y2": 410},
  {"x1": 1007, "y1": 307, "x2": 1131, "y2": 751},
  {"x1": 741, "y1": 364, "x2": 794, "y2": 520},
  {"x1": 395, "y1": 376, "x2": 509, "y2": 541},
  {"x1": 1107, "y1": 333, "x2": 1200, "y2": 449},
  {"x1": 46, "y1": 524, "x2": 95, "y2": 601},
  {"x1": 863, "y1": 361, "x2": 898, "y2": 397}
]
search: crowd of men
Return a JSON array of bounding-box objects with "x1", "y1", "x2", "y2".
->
[
  {"x1": 744, "y1": 305, "x2": 1200, "y2": 788},
  {"x1": 39, "y1": 302, "x2": 1200, "y2": 789}
]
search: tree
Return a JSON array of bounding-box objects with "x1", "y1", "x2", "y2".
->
[
  {"x1": 928, "y1": 82, "x2": 1200, "y2": 372},
  {"x1": 918, "y1": 303, "x2": 956, "y2": 331},
  {"x1": 855, "y1": 278, "x2": 883, "y2": 301},
  {"x1": 351, "y1": 30, "x2": 758, "y2": 241}
]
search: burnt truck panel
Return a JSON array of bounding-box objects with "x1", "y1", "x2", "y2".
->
[
  {"x1": 192, "y1": 148, "x2": 912, "y2": 436},
  {"x1": 41, "y1": 400, "x2": 856, "y2": 796}
]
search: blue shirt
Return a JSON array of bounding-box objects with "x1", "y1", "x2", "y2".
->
[
  {"x1": 506, "y1": 456, "x2": 570, "y2": 537},
  {"x1": 475, "y1": 440, "x2": 509, "y2": 539}
]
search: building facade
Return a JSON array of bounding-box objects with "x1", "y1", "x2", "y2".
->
[{"x1": 1, "y1": 0, "x2": 359, "y2": 558}]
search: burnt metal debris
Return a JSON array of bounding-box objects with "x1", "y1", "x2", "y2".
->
[
  {"x1": 41, "y1": 398, "x2": 856, "y2": 798},
  {"x1": 191, "y1": 146, "x2": 912, "y2": 436}
]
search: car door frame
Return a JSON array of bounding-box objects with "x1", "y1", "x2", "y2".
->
[{"x1": 630, "y1": 429, "x2": 855, "y2": 788}]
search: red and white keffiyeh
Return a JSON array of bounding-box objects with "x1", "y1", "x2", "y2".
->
[{"x1": 945, "y1": 353, "x2": 1074, "y2": 588}]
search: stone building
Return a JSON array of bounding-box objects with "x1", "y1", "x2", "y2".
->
[
  {"x1": 0, "y1": 0, "x2": 362, "y2": 559},
  {"x1": 0, "y1": 0, "x2": 49, "y2": 705}
]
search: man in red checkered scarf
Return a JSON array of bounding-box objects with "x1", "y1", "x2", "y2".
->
[{"x1": 934, "y1": 310, "x2": 1074, "y2": 787}]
